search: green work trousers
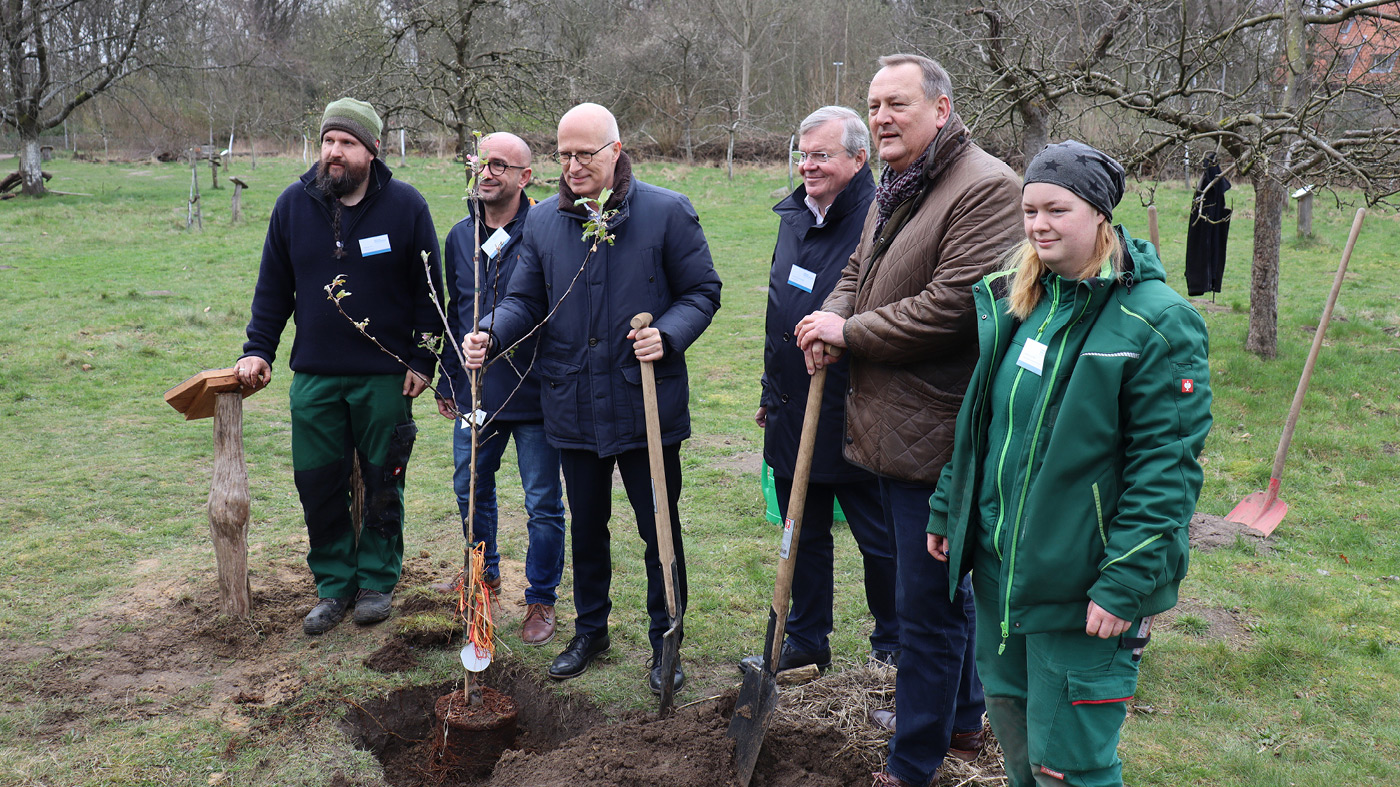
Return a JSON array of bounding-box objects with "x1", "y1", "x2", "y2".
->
[
  {"x1": 972, "y1": 551, "x2": 1143, "y2": 787},
  {"x1": 290, "y1": 373, "x2": 416, "y2": 600}
]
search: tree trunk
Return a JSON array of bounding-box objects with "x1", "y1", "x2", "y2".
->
[
  {"x1": 1018, "y1": 99, "x2": 1050, "y2": 171},
  {"x1": 19, "y1": 131, "x2": 46, "y2": 197},
  {"x1": 208, "y1": 392, "x2": 252, "y2": 618},
  {"x1": 1246, "y1": 166, "x2": 1283, "y2": 358}
]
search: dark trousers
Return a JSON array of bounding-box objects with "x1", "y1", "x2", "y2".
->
[
  {"x1": 881, "y1": 476, "x2": 985, "y2": 787},
  {"x1": 773, "y1": 475, "x2": 898, "y2": 653},
  {"x1": 559, "y1": 444, "x2": 687, "y2": 654}
]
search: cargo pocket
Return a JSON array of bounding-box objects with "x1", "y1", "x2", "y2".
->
[
  {"x1": 1037, "y1": 666, "x2": 1138, "y2": 774},
  {"x1": 362, "y1": 421, "x2": 416, "y2": 537}
]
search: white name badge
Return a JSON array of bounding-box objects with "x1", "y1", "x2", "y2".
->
[
  {"x1": 481, "y1": 227, "x2": 510, "y2": 259},
  {"x1": 787, "y1": 264, "x2": 817, "y2": 293},
  {"x1": 1017, "y1": 338, "x2": 1048, "y2": 376},
  {"x1": 359, "y1": 234, "x2": 392, "y2": 257}
]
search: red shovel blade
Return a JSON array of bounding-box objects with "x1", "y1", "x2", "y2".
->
[{"x1": 1226, "y1": 478, "x2": 1287, "y2": 537}]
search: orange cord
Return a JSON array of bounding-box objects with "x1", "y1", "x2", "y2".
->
[{"x1": 458, "y1": 542, "x2": 496, "y2": 661}]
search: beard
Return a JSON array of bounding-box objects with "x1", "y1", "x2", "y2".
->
[{"x1": 315, "y1": 156, "x2": 371, "y2": 198}]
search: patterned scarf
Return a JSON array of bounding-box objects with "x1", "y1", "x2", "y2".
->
[{"x1": 873, "y1": 146, "x2": 931, "y2": 237}]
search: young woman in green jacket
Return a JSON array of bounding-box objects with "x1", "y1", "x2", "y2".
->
[{"x1": 927, "y1": 141, "x2": 1212, "y2": 787}]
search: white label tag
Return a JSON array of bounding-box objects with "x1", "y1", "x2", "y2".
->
[
  {"x1": 787, "y1": 264, "x2": 817, "y2": 293},
  {"x1": 1017, "y1": 338, "x2": 1047, "y2": 375},
  {"x1": 359, "y1": 234, "x2": 391, "y2": 257},
  {"x1": 481, "y1": 227, "x2": 510, "y2": 260},
  {"x1": 779, "y1": 517, "x2": 795, "y2": 559}
]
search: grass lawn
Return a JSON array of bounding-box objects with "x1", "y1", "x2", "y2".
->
[{"x1": 0, "y1": 153, "x2": 1396, "y2": 786}]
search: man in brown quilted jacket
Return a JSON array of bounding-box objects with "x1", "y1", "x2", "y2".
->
[{"x1": 796, "y1": 53, "x2": 1021, "y2": 787}]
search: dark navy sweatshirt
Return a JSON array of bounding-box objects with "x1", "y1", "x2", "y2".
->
[{"x1": 242, "y1": 159, "x2": 443, "y2": 379}]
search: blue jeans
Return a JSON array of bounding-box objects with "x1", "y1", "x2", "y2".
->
[
  {"x1": 773, "y1": 476, "x2": 898, "y2": 654},
  {"x1": 452, "y1": 418, "x2": 566, "y2": 605},
  {"x1": 881, "y1": 476, "x2": 985, "y2": 787}
]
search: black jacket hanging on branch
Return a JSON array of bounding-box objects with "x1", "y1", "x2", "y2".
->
[{"x1": 1184, "y1": 154, "x2": 1231, "y2": 296}]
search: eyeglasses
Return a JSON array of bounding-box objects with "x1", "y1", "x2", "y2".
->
[
  {"x1": 482, "y1": 159, "x2": 527, "y2": 176},
  {"x1": 791, "y1": 150, "x2": 846, "y2": 164},
  {"x1": 556, "y1": 142, "x2": 614, "y2": 167}
]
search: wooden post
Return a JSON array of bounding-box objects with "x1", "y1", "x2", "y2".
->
[
  {"x1": 1297, "y1": 191, "x2": 1314, "y2": 238},
  {"x1": 210, "y1": 153, "x2": 221, "y2": 190},
  {"x1": 229, "y1": 177, "x2": 248, "y2": 223},
  {"x1": 209, "y1": 391, "x2": 252, "y2": 617},
  {"x1": 1148, "y1": 204, "x2": 1160, "y2": 251},
  {"x1": 187, "y1": 154, "x2": 203, "y2": 230},
  {"x1": 350, "y1": 454, "x2": 364, "y2": 543}
]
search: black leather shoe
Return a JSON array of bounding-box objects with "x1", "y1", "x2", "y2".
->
[
  {"x1": 738, "y1": 640, "x2": 832, "y2": 673},
  {"x1": 352, "y1": 589, "x2": 394, "y2": 625},
  {"x1": 649, "y1": 655, "x2": 685, "y2": 695},
  {"x1": 303, "y1": 597, "x2": 350, "y2": 635},
  {"x1": 869, "y1": 648, "x2": 900, "y2": 668},
  {"x1": 548, "y1": 634, "x2": 610, "y2": 680}
]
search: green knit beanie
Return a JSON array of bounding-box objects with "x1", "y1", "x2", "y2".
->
[{"x1": 320, "y1": 98, "x2": 382, "y2": 157}]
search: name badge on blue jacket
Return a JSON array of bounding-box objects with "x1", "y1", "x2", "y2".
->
[
  {"x1": 359, "y1": 234, "x2": 392, "y2": 257},
  {"x1": 787, "y1": 264, "x2": 817, "y2": 293},
  {"x1": 481, "y1": 227, "x2": 510, "y2": 260}
]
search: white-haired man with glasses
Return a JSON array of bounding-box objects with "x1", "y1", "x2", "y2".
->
[
  {"x1": 461, "y1": 103, "x2": 721, "y2": 696},
  {"x1": 739, "y1": 105, "x2": 899, "y2": 678},
  {"x1": 435, "y1": 131, "x2": 567, "y2": 647}
]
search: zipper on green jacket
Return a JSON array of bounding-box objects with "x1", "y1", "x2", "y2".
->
[
  {"x1": 1000, "y1": 281, "x2": 1095, "y2": 654},
  {"x1": 1093, "y1": 482, "x2": 1107, "y2": 546}
]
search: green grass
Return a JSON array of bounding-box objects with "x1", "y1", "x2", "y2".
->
[{"x1": 0, "y1": 154, "x2": 1397, "y2": 786}]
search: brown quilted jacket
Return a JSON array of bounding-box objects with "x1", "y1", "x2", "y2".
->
[{"x1": 822, "y1": 114, "x2": 1021, "y2": 483}]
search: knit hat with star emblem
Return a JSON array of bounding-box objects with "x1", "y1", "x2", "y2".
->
[{"x1": 1024, "y1": 140, "x2": 1126, "y2": 220}]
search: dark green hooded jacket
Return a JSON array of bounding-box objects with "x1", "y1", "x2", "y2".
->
[{"x1": 928, "y1": 228, "x2": 1212, "y2": 642}]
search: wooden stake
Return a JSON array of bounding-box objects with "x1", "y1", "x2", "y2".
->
[{"x1": 209, "y1": 392, "x2": 252, "y2": 617}]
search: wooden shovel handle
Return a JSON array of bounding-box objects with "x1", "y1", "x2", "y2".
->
[
  {"x1": 631, "y1": 312, "x2": 679, "y2": 618},
  {"x1": 765, "y1": 364, "x2": 829, "y2": 666},
  {"x1": 1271, "y1": 207, "x2": 1365, "y2": 481}
]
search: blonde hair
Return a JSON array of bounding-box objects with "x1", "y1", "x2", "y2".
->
[{"x1": 1003, "y1": 222, "x2": 1123, "y2": 321}]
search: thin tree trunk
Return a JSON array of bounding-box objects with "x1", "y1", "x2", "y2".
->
[{"x1": 1246, "y1": 166, "x2": 1283, "y2": 358}]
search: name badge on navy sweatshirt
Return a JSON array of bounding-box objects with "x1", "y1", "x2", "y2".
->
[
  {"x1": 787, "y1": 264, "x2": 817, "y2": 293},
  {"x1": 481, "y1": 227, "x2": 510, "y2": 260},
  {"x1": 359, "y1": 234, "x2": 392, "y2": 257}
]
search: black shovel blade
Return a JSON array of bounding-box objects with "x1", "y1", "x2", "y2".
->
[
  {"x1": 657, "y1": 620, "x2": 680, "y2": 716},
  {"x1": 727, "y1": 663, "x2": 778, "y2": 787}
]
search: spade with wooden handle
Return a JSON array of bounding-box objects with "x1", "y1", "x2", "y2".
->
[
  {"x1": 631, "y1": 312, "x2": 684, "y2": 717},
  {"x1": 727, "y1": 353, "x2": 832, "y2": 786}
]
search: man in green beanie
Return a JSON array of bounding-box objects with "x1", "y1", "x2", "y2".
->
[{"x1": 235, "y1": 97, "x2": 443, "y2": 636}]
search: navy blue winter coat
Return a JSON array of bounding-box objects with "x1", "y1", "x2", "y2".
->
[
  {"x1": 486, "y1": 155, "x2": 722, "y2": 456},
  {"x1": 762, "y1": 166, "x2": 877, "y2": 484},
  {"x1": 435, "y1": 193, "x2": 544, "y2": 421},
  {"x1": 242, "y1": 159, "x2": 442, "y2": 379}
]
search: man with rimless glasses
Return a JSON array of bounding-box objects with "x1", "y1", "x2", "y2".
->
[
  {"x1": 740, "y1": 106, "x2": 899, "y2": 678},
  {"x1": 435, "y1": 132, "x2": 567, "y2": 648},
  {"x1": 461, "y1": 103, "x2": 721, "y2": 695}
]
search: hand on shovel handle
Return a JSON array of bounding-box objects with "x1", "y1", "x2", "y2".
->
[{"x1": 631, "y1": 312, "x2": 683, "y2": 716}]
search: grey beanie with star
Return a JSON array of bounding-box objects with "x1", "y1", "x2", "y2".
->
[{"x1": 1024, "y1": 140, "x2": 1126, "y2": 220}]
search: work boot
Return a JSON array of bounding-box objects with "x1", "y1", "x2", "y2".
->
[
  {"x1": 738, "y1": 640, "x2": 832, "y2": 674},
  {"x1": 870, "y1": 770, "x2": 915, "y2": 787},
  {"x1": 521, "y1": 603, "x2": 556, "y2": 645},
  {"x1": 649, "y1": 653, "x2": 685, "y2": 695},
  {"x1": 302, "y1": 597, "x2": 350, "y2": 636},
  {"x1": 548, "y1": 634, "x2": 610, "y2": 680},
  {"x1": 869, "y1": 648, "x2": 900, "y2": 668},
  {"x1": 352, "y1": 589, "x2": 394, "y2": 625},
  {"x1": 949, "y1": 726, "x2": 987, "y2": 762}
]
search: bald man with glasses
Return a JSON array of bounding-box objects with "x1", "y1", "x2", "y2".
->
[{"x1": 435, "y1": 132, "x2": 567, "y2": 647}]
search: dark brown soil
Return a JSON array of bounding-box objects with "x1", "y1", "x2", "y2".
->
[
  {"x1": 364, "y1": 638, "x2": 420, "y2": 672},
  {"x1": 1189, "y1": 511, "x2": 1272, "y2": 552}
]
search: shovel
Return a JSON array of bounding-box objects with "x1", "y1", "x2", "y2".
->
[
  {"x1": 727, "y1": 358, "x2": 830, "y2": 786},
  {"x1": 631, "y1": 313, "x2": 684, "y2": 717},
  {"x1": 1227, "y1": 207, "x2": 1366, "y2": 536}
]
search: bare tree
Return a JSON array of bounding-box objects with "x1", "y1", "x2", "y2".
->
[
  {"x1": 930, "y1": 0, "x2": 1400, "y2": 358},
  {"x1": 0, "y1": 0, "x2": 179, "y2": 195}
]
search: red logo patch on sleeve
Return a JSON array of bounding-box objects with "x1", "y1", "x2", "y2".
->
[{"x1": 1181, "y1": 379, "x2": 1195, "y2": 394}]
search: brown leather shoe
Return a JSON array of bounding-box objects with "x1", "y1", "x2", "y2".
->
[
  {"x1": 870, "y1": 771, "x2": 913, "y2": 787},
  {"x1": 948, "y1": 726, "x2": 987, "y2": 762},
  {"x1": 521, "y1": 603, "x2": 556, "y2": 645}
]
